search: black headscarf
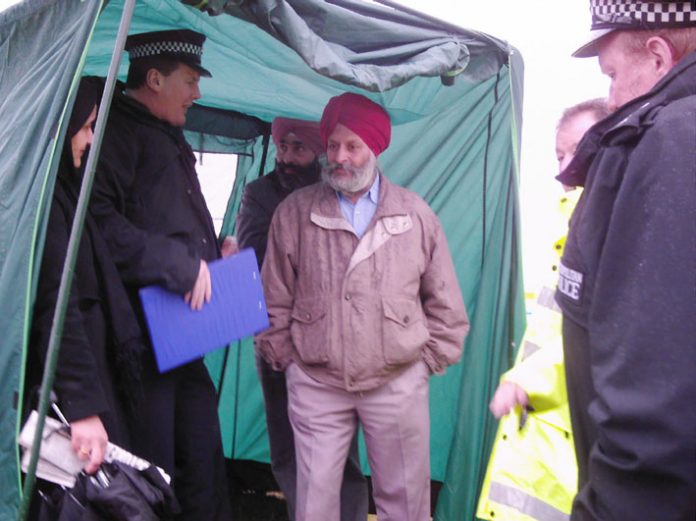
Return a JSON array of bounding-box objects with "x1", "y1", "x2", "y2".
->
[
  {"x1": 60, "y1": 76, "x2": 104, "y2": 190},
  {"x1": 67, "y1": 76, "x2": 103, "y2": 140}
]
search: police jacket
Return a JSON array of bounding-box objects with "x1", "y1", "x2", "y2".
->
[
  {"x1": 556, "y1": 51, "x2": 696, "y2": 521},
  {"x1": 477, "y1": 343, "x2": 577, "y2": 521},
  {"x1": 91, "y1": 90, "x2": 219, "y2": 301},
  {"x1": 477, "y1": 193, "x2": 579, "y2": 521}
]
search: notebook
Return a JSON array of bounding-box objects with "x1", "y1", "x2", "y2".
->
[{"x1": 139, "y1": 248, "x2": 269, "y2": 372}]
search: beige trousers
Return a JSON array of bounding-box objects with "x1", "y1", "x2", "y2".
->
[{"x1": 286, "y1": 361, "x2": 431, "y2": 521}]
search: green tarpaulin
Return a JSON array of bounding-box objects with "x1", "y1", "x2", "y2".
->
[{"x1": 0, "y1": 0, "x2": 525, "y2": 519}]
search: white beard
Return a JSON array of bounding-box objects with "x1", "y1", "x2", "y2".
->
[{"x1": 321, "y1": 152, "x2": 377, "y2": 195}]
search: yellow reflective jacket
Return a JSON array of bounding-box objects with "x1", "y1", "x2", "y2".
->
[{"x1": 476, "y1": 190, "x2": 581, "y2": 521}]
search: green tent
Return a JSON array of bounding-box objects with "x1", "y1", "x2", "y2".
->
[{"x1": 0, "y1": 0, "x2": 526, "y2": 519}]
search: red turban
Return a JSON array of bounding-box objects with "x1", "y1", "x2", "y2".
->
[
  {"x1": 320, "y1": 93, "x2": 391, "y2": 156},
  {"x1": 271, "y1": 117, "x2": 323, "y2": 156}
]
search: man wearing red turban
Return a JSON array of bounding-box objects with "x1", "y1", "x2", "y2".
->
[
  {"x1": 237, "y1": 117, "x2": 323, "y2": 262},
  {"x1": 258, "y1": 93, "x2": 469, "y2": 521},
  {"x1": 236, "y1": 116, "x2": 368, "y2": 521}
]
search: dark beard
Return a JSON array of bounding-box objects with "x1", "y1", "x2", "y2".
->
[{"x1": 275, "y1": 160, "x2": 320, "y2": 192}]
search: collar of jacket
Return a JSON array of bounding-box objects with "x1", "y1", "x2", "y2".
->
[
  {"x1": 113, "y1": 87, "x2": 197, "y2": 167},
  {"x1": 307, "y1": 172, "x2": 414, "y2": 274},
  {"x1": 309, "y1": 172, "x2": 409, "y2": 232},
  {"x1": 114, "y1": 86, "x2": 188, "y2": 140},
  {"x1": 557, "y1": 49, "x2": 696, "y2": 188}
]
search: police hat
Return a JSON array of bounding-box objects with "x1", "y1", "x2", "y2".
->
[
  {"x1": 573, "y1": 1, "x2": 696, "y2": 57},
  {"x1": 125, "y1": 29, "x2": 212, "y2": 77}
]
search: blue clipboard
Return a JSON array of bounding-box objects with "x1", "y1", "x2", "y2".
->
[{"x1": 139, "y1": 248, "x2": 269, "y2": 372}]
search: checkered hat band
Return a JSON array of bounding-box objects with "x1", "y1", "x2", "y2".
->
[
  {"x1": 590, "y1": 0, "x2": 696, "y2": 28},
  {"x1": 128, "y1": 41, "x2": 203, "y2": 59}
]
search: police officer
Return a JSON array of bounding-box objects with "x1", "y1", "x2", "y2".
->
[
  {"x1": 557, "y1": 2, "x2": 696, "y2": 519},
  {"x1": 91, "y1": 30, "x2": 232, "y2": 520}
]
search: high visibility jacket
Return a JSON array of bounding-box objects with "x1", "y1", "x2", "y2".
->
[{"x1": 476, "y1": 191, "x2": 580, "y2": 521}]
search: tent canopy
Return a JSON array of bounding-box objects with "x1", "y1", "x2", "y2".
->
[{"x1": 0, "y1": 0, "x2": 525, "y2": 519}]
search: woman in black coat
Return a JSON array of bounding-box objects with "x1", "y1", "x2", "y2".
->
[{"x1": 29, "y1": 77, "x2": 145, "y2": 474}]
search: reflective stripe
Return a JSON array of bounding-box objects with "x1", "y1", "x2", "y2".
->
[
  {"x1": 521, "y1": 340, "x2": 541, "y2": 360},
  {"x1": 537, "y1": 285, "x2": 561, "y2": 313},
  {"x1": 488, "y1": 482, "x2": 569, "y2": 521}
]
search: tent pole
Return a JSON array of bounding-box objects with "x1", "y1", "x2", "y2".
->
[
  {"x1": 17, "y1": 0, "x2": 136, "y2": 518},
  {"x1": 258, "y1": 132, "x2": 271, "y2": 178}
]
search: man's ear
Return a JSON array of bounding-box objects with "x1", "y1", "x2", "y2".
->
[
  {"x1": 145, "y1": 68, "x2": 163, "y2": 92},
  {"x1": 646, "y1": 36, "x2": 676, "y2": 79}
]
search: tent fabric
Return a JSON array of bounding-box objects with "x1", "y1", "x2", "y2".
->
[
  {"x1": 0, "y1": 0, "x2": 525, "y2": 519},
  {"x1": 184, "y1": 103, "x2": 271, "y2": 154},
  {"x1": 186, "y1": 104, "x2": 270, "y2": 142},
  {"x1": 191, "y1": 0, "x2": 509, "y2": 91},
  {"x1": 0, "y1": 0, "x2": 103, "y2": 517}
]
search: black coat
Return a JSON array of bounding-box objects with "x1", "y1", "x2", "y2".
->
[
  {"x1": 89, "y1": 92, "x2": 232, "y2": 518},
  {"x1": 91, "y1": 91, "x2": 219, "y2": 300},
  {"x1": 30, "y1": 177, "x2": 144, "y2": 447},
  {"x1": 236, "y1": 166, "x2": 319, "y2": 265},
  {"x1": 556, "y1": 51, "x2": 696, "y2": 521}
]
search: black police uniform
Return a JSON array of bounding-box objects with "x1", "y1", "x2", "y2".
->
[
  {"x1": 556, "y1": 51, "x2": 696, "y2": 521},
  {"x1": 91, "y1": 88, "x2": 231, "y2": 521}
]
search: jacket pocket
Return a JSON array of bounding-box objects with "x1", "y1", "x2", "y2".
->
[
  {"x1": 381, "y1": 297, "x2": 430, "y2": 366},
  {"x1": 290, "y1": 298, "x2": 329, "y2": 365}
]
